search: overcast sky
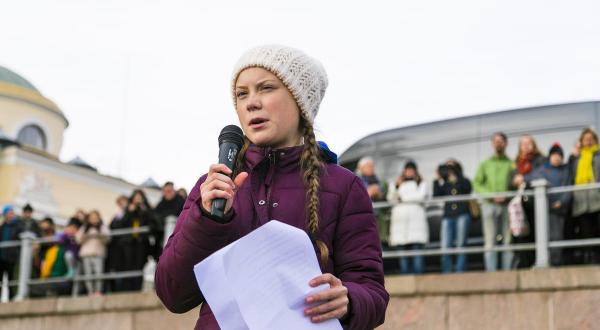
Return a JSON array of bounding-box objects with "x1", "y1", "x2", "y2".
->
[{"x1": 2, "y1": 0, "x2": 599, "y2": 191}]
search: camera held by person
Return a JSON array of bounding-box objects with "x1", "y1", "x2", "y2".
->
[{"x1": 437, "y1": 163, "x2": 460, "y2": 183}]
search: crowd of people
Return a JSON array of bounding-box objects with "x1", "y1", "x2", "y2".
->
[
  {"x1": 3, "y1": 127, "x2": 600, "y2": 299},
  {"x1": 358, "y1": 127, "x2": 600, "y2": 274},
  {"x1": 0, "y1": 182, "x2": 187, "y2": 300}
]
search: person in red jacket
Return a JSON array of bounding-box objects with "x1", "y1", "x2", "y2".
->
[{"x1": 155, "y1": 45, "x2": 389, "y2": 330}]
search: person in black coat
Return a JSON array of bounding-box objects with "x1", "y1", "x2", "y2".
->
[
  {"x1": 0, "y1": 205, "x2": 24, "y2": 299},
  {"x1": 152, "y1": 182, "x2": 185, "y2": 260},
  {"x1": 120, "y1": 189, "x2": 159, "y2": 291},
  {"x1": 19, "y1": 204, "x2": 41, "y2": 237},
  {"x1": 526, "y1": 143, "x2": 572, "y2": 265},
  {"x1": 105, "y1": 195, "x2": 129, "y2": 292},
  {"x1": 433, "y1": 160, "x2": 473, "y2": 273}
]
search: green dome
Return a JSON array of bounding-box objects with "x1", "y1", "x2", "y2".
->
[{"x1": 0, "y1": 65, "x2": 39, "y2": 92}]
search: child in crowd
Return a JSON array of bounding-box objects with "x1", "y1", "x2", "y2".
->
[{"x1": 76, "y1": 210, "x2": 110, "y2": 295}]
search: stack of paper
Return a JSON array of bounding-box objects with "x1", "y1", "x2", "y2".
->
[{"x1": 194, "y1": 220, "x2": 343, "y2": 330}]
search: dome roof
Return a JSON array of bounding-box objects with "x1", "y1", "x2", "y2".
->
[
  {"x1": 0, "y1": 65, "x2": 39, "y2": 92},
  {"x1": 0, "y1": 65, "x2": 69, "y2": 128}
]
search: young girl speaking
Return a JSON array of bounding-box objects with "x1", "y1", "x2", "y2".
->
[{"x1": 155, "y1": 45, "x2": 388, "y2": 330}]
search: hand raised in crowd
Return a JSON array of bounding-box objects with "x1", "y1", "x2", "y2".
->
[
  {"x1": 395, "y1": 176, "x2": 404, "y2": 188},
  {"x1": 572, "y1": 142, "x2": 581, "y2": 158},
  {"x1": 512, "y1": 174, "x2": 525, "y2": 187},
  {"x1": 367, "y1": 184, "x2": 382, "y2": 199},
  {"x1": 200, "y1": 164, "x2": 248, "y2": 215},
  {"x1": 304, "y1": 273, "x2": 349, "y2": 323}
]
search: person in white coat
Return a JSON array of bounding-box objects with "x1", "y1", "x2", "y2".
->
[{"x1": 387, "y1": 161, "x2": 429, "y2": 274}]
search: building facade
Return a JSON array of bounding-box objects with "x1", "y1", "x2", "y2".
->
[{"x1": 0, "y1": 65, "x2": 160, "y2": 225}]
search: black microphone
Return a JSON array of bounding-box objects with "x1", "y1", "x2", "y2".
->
[{"x1": 211, "y1": 125, "x2": 244, "y2": 220}]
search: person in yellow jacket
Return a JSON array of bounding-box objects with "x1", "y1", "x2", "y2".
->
[{"x1": 570, "y1": 128, "x2": 600, "y2": 264}]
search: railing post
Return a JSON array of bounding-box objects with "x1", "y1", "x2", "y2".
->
[
  {"x1": 72, "y1": 263, "x2": 81, "y2": 297},
  {"x1": 532, "y1": 179, "x2": 550, "y2": 268},
  {"x1": 14, "y1": 231, "x2": 35, "y2": 301},
  {"x1": 163, "y1": 215, "x2": 177, "y2": 248},
  {"x1": 1, "y1": 271, "x2": 7, "y2": 303}
]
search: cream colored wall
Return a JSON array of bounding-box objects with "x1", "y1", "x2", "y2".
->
[
  {"x1": 15, "y1": 164, "x2": 122, "y2": 222},
  {"x1": 0, "y1": 164, "x2": 21, "y2": 203},
  {"x1": 0, "y1": 162, "x2": 123, "y2": 224},
  {"x1": 0, "y1": 147, "x2": 161, "y2": 225},
  {"x1": 0, "y1": 96, "x2": 66, "y2": 157}
]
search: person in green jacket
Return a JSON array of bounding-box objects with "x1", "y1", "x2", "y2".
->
[{"x1": 473, "y1": 132, "x2": 514, "y2": 271}]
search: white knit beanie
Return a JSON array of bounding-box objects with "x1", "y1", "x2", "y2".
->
[{"x1": 231, "y1": 45, "x2": 328, "y2": 124}]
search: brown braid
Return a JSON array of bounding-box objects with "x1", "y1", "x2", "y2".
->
[
  {"x1": 299, "y1": 114, "x2": 329, "y2": 267},
  {"x1": 233, "y1": 137, "x2": 251, "y2": 179}
]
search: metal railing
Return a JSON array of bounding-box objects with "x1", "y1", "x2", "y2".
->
[
  {"x1": 3, "y1": 181, "x2": 600, "y2": 301},
  {"x1": 380, "y1": 179, "x2": 600, "y2": 269},
  {"x1": 0, "y1": 216, "x2": 178, "y2": 302}
]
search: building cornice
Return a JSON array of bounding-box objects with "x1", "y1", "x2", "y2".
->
[{"x1": 0, "y1": 146, "x2": 146, "y2": 193}]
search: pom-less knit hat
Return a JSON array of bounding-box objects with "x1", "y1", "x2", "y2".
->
[
  {"x1": 231, "y1": 45, "x2": 328, "y2": 124},
  {"x1": 404, "y1": 160, "x2": 418, "y2": 171},
  {"x1": 3, "y1": 205, "x2": 13, "y2": 216}
]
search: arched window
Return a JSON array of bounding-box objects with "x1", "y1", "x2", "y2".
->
[{"x1": 17, "y1": 124, "x2": 47, "y2": 150}]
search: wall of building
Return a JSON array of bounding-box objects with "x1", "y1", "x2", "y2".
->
[
  {"x1": 0, "y1": 146, "x2": 161, "y2": 225},
  {"x1": 0, "y1": 266, "x2": 599, "y2": 330},
  {"x1": 0, "y1": 96, "x2": 66, "y2": 157}
]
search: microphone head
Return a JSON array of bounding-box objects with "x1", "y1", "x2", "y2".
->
[{"x1": 218, "y1": 125, "x2": 244, "y2": 148}]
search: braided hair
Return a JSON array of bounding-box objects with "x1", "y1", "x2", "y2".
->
[{"x1": 298, "y1": 113, "x2": 328, "y2": 267}]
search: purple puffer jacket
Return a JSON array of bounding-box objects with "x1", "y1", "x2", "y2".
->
[{"x1": 155, "y1": 145, "x2": 389, "y2": 330}]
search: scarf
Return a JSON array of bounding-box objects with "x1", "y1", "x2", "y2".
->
[
  {"x1": 41, "y1": 244, "x2": 68, "y2": 278},
  {"x1": 41, "y1": 245, "x2": 58, "y2": 278},
  {"x1": 576, "y1": 144, "x2": 599, "y2": 185},
  {"x1": 133, "y1": 218, "x2": 140, "y2": 239},
  {"x1": 517, "y1": 152, "x2": 536, "y2": 175}
]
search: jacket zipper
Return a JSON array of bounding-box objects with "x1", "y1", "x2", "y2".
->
[{"x1": 265, "y1": 151, "x2": 277, "y2": 216}]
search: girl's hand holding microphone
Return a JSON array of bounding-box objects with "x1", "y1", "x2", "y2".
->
[{"x1": 200, "y1": 164, "x2": 248, "y2": 215}]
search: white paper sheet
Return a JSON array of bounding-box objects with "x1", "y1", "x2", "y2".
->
[{"x1": 194, "y1": 220, "x2": 343, "y2": 330}]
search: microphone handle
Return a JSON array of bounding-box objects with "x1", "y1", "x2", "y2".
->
[{"x1": 211, "y1": 141, "x2": 240, "y2": 219}]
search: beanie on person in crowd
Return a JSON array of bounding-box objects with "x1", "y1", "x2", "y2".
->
[
  {"x1": 404, "y1": 160, "x2": 418, "y2": 170},
  {"x1": 2, "y1": 205, "x2": 13, "y2": 217},
  {"x1": 549, "y1": 143, "x2": 564, "y2": 158},
  {"x1": 23, "y1": 203, "x2": 33, "y2": 213}
]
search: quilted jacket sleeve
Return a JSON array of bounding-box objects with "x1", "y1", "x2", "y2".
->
[
  {"x1": 154, "y1": 175, "x2": 238, "y2": 313},
  {"x1": 334, "y1": 176, "x2": 389, "y2": 330}
]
